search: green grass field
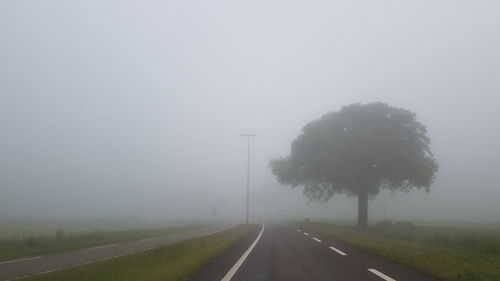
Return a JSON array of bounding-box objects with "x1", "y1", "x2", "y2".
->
[
  {"x1": 298, "y1": 222, "x2": 500, "y2": 281},
  {"x1": 0, "y1": 223, "x2": 206, "y2": 262},
  {"x1": 21, "y1": 224, "x2": 256, "y2": 281},
  {"x1": 0, "y1": 218, "x2": 215, "y2": 238}
]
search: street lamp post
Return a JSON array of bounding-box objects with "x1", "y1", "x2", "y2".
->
[{"x1": 240, "y1": 134, "x2": 257, "y2": 224}]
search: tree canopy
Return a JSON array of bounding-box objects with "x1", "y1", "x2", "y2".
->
[{"x1": 269, "y1": 102, "x2": 438, "y2": 226}]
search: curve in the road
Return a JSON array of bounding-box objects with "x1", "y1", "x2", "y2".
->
[{"x1": 221, "y1": 224, "x2": 265, "y2": 281}]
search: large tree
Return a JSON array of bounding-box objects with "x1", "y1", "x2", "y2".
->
[{"x1": 269, "y1": 102, "x2": 438, "y2": 227}]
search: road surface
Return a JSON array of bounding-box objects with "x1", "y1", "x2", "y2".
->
[
  {"x1": 192, "y1": 224, "x2": 440, "y2": 281},
  {"x1": 0, "y1": 224, "x2": 234, "y2": 281}
]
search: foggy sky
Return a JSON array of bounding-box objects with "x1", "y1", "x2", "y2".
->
[{"x1": 1, "y1": 0, "x2": 499, "y2": 223}]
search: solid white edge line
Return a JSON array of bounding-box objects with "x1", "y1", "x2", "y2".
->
[
  {"x1": 0, "y1": 256, "x2": 42, "y2": 265},
  {"x1": 303, "y1": 232, "x2": 309, "y2": 236},
  {"x1": 329, "y1": 246, "x2": 347, "y2": 256},
  {"x1": 87, "y1": 243, "x2": 117, "y2": 250},
  {"x1": 312, "y1": 237, "x2": 322, "y2": 243},
  {"x1": 220, "y1": 224, "x2": 265, "y2": 281},
  {"x1": 368, "y1": 268, "x2": 396, "y2": 281}
]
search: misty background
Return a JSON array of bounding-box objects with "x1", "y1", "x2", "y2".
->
[{"x1": 1, "y1": 1, "x2": 499, "y2": 224}]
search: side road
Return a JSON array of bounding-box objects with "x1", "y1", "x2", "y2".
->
[{"x1": 0, "y1": 224, "x2": 234, "y2": 281}]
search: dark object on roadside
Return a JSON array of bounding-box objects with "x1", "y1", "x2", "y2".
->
[
  {"x1": 376, "y1": 220, "x2": 393, "y2": 228},
  {"x1": 304, "y1": 218, "x2": 311, "y2": 223},
  {"x1": 25, "y1": 236, "x2": 37, "y2": 247},
  {"x1": 55, "y1": 229, "x2": 64, "y2": 241},
  {"x1": 393, "y1": 221, "x2": 416, "y2": 231}
]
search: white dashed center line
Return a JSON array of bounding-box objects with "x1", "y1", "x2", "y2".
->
[
  {"x1": 312, "y1": 237, "x2": 322, "y2": 243},
  {"x1": 368, "y1": 268, "x2": 396, "y2": 281},
  {"x1": 303, "y1": 232, "x2": 309, "y2": 236},
  {"x1": 329, "y1": 246, "x2": 347, "y2": 256}
]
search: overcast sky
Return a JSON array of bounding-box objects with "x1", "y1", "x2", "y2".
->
[{"x1": 1, "y1": 0, "x2": 499, "y2": 223}]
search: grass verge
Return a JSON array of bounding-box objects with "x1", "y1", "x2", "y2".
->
[
  {"x1": 298, "y1": 222, "x2": 500, "y2": 281},
  {"x1": 21, "y1": 224, "x2": 255, "y2": 281},
  {"x1": 0, "y1": 224, "x2": 206, "y2": 262}
]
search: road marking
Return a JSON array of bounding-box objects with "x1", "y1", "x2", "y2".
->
[
  {"x1": 313, "y1": 237, "x2": 322, "y2": 242},
  {"x1": 303, "y1": 232, "x2": 309, "y2": 236},
  {"x1": 140, "y1": 237, "x2": 157, "y2": 242},
  {"x1": 329, "y1": 246, "x2": 347, "y2": 256},
  {"x1": 221, "y1": 224, "x2": 265, "y2": 281},
  {"x1": 87, "y1": 244, "x2": 116, "y2": 250},
  {"x1": 296, "y1": 229, "x2": 301, "y2": 232},
  {"x1": 0, "y1": 256, "x2": 41, "y2": 265},
  {"x1": 203, "y1": 230, "x2": 222, "y2": 236},
  {"x1": 368, "y1": 268, "x2": 396, "y2": 281}
]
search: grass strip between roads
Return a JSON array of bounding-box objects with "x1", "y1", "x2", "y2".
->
[
  {"x1": 299, "y1": 222, "x2": 500, "y2": 281},
  {"x1": 21, "y1": 224, "x2": 256, "y2": 281},
  {"x1": 0, "y1": 224, "x2": 206, "y2": 262}
]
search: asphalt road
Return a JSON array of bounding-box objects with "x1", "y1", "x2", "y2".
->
[
  {"x1": 193, "y1": 224, "x2": 441, "y2": 281},
  {"x1": 0, "y1": 224, "x2": 234, "y2": 281}
]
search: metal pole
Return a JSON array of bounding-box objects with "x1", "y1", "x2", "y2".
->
[
  {"x1": 240, "y1": 134, "x2": 256, "y2": 224},
  {"x1": 246, "y1": 136, "x2": 250, "y2": 224}
]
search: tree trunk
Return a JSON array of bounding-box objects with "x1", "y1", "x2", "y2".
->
[{"x1": 357, "y1": 192, "x2": 368, "y2": 227}]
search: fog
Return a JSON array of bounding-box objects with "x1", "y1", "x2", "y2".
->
[{"x1": 1, "y1": 1, "x2": 499, "y2": 225}]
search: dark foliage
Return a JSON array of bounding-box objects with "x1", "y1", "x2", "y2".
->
[{"x1": 269, "y1": 102, "x2": 438, "y2": 226}]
